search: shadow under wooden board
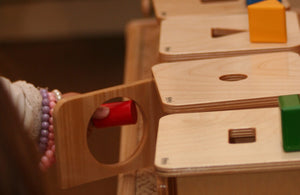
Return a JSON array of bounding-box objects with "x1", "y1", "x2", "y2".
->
[
  {"x1": 54, "y1": 51, "x2": 300, "y2": 189},
  {"x1": 159, "y1": 11, "x2": 300, "y2": 62},
  {"x1": 153, "y1": 0, "x2": 291, "y2": 20}
]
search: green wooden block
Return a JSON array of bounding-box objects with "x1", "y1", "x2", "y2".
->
[{"x1": 279, "y1": 94, "x2": 300, "y2": 152}]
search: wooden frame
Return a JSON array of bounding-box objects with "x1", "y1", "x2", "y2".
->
[{"x1": 54, "y1": 79, "x2": 164, "y2": 188}]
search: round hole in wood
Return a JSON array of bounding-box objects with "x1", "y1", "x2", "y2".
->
[
  {"x1": 219, "y1": 74, "x2": 247, "y2": 81},
  {"x1": 87, "y1": 97, "x2": 143, "y2": 165}
]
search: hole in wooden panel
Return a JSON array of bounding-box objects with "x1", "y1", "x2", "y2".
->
[
  {"x1": 201, "y1": 0, "x2": 238, "y2": 3},
  {"x1": 211, "y1": 28, "x2": 246, "y2": 38},
  {"x1": 229, "y1": 128, "x2": 256, "y2": 144},
  {"x1": 87, "y1": 97, "x2": 143, "y2": 164},
  {"x1": 219, "y1": 74, "x2": 247, "y2": 81}
]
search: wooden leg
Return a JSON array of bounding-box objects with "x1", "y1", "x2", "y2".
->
[{"x1": 118, "y1": 18, "x2": 160, "y2": 195}]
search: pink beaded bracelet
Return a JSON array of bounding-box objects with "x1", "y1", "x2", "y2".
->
[{"x1": 39, "y1": 89, "x2": 61, "y2": 171}]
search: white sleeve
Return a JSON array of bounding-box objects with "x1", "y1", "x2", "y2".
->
[{"x1": 0, "y1": 77, "x2": 42, "y2": 140}]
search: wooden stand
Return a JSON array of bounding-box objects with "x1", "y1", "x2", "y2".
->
[
  {"x1": 54, "y1": 50, "x2": 300, "y2": 191},
  {"x1": 153, "y1": 51, "x2": 300, "y2": 194},
  {"x1": 52, "y1": 1, "x2": 300, "y2": 194},
  {"x1": 118, "y1": 18, "x2": 161, "y2": 195}
]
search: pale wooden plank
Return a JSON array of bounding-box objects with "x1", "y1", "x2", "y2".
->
[
  {"x1": 155, "y1": 108, "x2": 300, "y2": 176},
  {"x1": 153, "y1": 52, "x2": 300, "y2": 113},
  {"x1": 159, "y1": 12, "x2": 300, "y2": 62}
]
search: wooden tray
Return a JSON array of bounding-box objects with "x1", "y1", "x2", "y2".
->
[{"x1": 159, "y1": 12, "x2": 300, "y2": 62}]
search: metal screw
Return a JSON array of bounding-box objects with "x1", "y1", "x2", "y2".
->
[
  {"x1": 160, "y1": 184, "x2": 167, "y2": 189},
  {"x1": 165, "y1": 97, "x2": 172, "y2": 103},
  {"x1": 161, "y1": 157, "x2": 169, "y2": 165}
]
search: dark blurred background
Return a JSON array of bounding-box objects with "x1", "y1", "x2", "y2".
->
[{"x1": 0, "y1": 0, "x2": 141, "y2": 194}]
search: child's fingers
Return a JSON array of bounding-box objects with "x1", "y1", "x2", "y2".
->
[{"x1": 92, "y1": 106, "x2": 110, "y2": 120}]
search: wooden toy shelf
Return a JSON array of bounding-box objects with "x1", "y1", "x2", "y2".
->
[
  {"x1": 119, "y1": 20, "x2": 300, "y2": 192},
  {"x1": 152, "y1": 51, "x2": 300, "y2": 194},
  {"x1": 52, "y1": 0, "x2": 300, "y2": 194}
]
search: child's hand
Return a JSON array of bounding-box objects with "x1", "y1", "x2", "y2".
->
[
  {"x1": 92, "y1": 106, "x2": 110, "y2": 120},
  {"x1": 88, "y1": 106, "x2": 110, "y2": 135}
]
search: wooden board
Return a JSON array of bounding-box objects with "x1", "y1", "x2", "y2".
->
[
  {"x1": 159, "y1": 12, "x2": 300, "y2": 62},
  {"x1": 155, "y1": 108, "x2": 300, "y2": 176},
  {"x1": 152, "y1": 52, "x2": 300, "y2": 113},
  {"x1": 153, "y1": 0, "x2": 291, "y2": 20},
  {"x1": 118, "y1": 18, "x2": 161, "y2": 195},
  {"x1": 54, "y1": 79, "x2": 164, "y2": 189}
]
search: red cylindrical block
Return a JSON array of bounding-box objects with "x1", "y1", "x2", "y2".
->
[{"x1": 92, "y1": 100, "x2": 138, "y2": 128}]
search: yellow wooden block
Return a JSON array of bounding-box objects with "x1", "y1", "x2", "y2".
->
[{"x1": 248, "y1": 0, "x2": 287, "y2": 43}]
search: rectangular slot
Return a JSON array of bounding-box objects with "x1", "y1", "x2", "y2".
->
[{"x1": 229, "y1": 128, "x2": 256, "y2": 144}]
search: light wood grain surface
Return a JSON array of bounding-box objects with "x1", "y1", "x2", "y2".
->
[
  {"x1": 153, "y1": 0, "x2": 291, "y2": 20},
  {"x1": 118, "y1": 18, "x2": 161, "y2": 195},
  {"x1": 155, "y1": 108, "x2": 300, "y2": 176},
  {"x1": 54, "y1": 79, "x2": 164, "y2": 188},
  {"x1": 159, "y1": 12, "x2": 300, "y2": 62},
  {"x1": 153, "y1": 52, "x2": 300, "y2": 113}
]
